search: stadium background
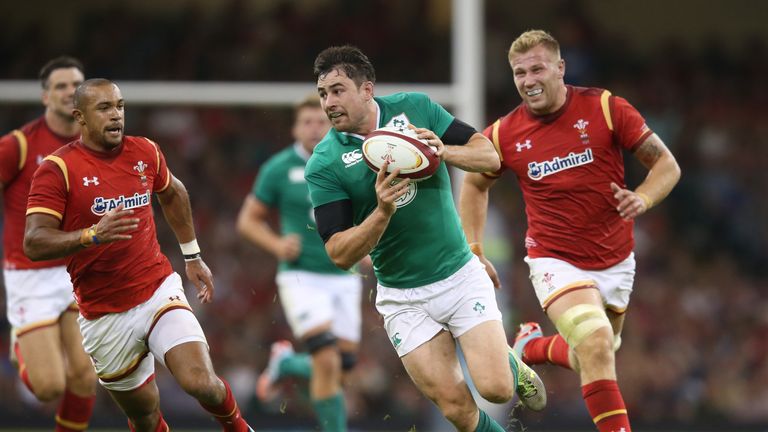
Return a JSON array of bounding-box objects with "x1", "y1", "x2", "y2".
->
[{"x1": 1, "y1": 0, "x2": 767, "y2": 430}]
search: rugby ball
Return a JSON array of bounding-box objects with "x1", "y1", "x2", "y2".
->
[{"x1": 362, "y1": 126, "x2": 440, "y2": 180}]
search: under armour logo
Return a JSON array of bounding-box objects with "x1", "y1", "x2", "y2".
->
[
  {"x1": 169, "y1": 295, "x2": 180, "y2": 302},
  {"x1": 516, "y1": 140, "x2": 532, "y2": 152},
  {"x1": 83, "y1": 177, "x2": 99, "y2": 186}
]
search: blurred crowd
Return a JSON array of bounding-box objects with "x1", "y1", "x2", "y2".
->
[{"x1": 1, "y1": 0, "x2": 766, "y2": 430}]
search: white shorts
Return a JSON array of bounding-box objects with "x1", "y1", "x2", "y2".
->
[
  {"x1": 375, "y1": 256, "x2": 502, "y2": 357},
  {"x1": 78, "y1": 272, "x2": 208, "y2": 391},
  {"x1": 525, "y1": 253, "x2": 636, "y2": 313},
  {"x1": 276, "y1": 271, "x2": 362, "y2": 343},
  {"x1": 4, "y1": 266, "x2": 77, "y2": 336}
]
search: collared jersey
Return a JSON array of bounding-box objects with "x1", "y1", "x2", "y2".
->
[
  {"x1": 26, "y1": 136, "x2": 174, "y2": 319},
  {"x1": 0, "y1": 117, "x2": 74, "y2": 270},
  {"x1": 305, "y1": 92, "x2": 473, "y2": 288},
  {"x1": 485, "y1": 85, "x2": 653, "y2": 269},
  {"x1": 253, "y1": 143, "x2": 345, "y2": 274}
]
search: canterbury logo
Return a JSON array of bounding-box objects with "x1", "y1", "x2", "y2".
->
[
  {"x1": 83, "y1": 177, "x2": 99, "y2": 186},
  {"x1": 341, "y1": 149, "x2": 363, "y2": 167}
]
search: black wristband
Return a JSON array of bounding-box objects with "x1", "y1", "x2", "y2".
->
[{"x1": 183, "y1": 252, "x2": 202, "y2": 261}]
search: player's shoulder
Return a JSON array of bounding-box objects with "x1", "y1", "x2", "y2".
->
[
  {"x1": 1, "y1": 117, "x2": 43, "y2": 143},
  {"x1": 125, "y1": 135, "x2": 159, "y2": 150},
  {"x1": 47, "y1": 140, "x2": 80, "y2": 159},
  {"x1": 262, "y1": 146, "x2": 297, "y2": 170},
  {"x1": 305, "y1": 135, "x2": 341, "y2": 175},
  {"x1": 378, "y1": 92, "x2": 432, "y2": 110}
]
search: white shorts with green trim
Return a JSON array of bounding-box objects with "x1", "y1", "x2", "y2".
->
[
  {"x1": 375, "y1": 255, "x2": 502, "y2": 357},
  {"x1": 276, "y1": 270, "x2": 362, "y2": 343}
]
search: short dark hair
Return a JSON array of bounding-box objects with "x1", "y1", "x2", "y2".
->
[
  {"x1": 313, "y1": 45, "x2": 376, "y2": 87},
  {"x1": 39, "y1": 56, "x2": 84, "y2": 89},
  {"x1": 73, "y1": 78, "x2": 114, "y2": 110}
]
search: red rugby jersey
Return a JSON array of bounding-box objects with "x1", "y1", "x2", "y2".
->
[
  {"x1": 485, "y1": 86, "x2": 652, "y2": 269},
  {"x1": 0, "y1": 117, "x2": 74, "y2": 270},
  {"x1": 27, "y1": 136, "x2": 174, "y2": 318}
]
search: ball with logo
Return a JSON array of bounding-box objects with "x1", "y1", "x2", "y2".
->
[{"x1": 361, "y1": 126, "x2": 440, "y2": 181}]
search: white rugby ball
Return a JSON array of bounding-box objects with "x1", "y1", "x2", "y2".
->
[{"x1": 362, "y1": 126, "x2": 440, "y2": 180}]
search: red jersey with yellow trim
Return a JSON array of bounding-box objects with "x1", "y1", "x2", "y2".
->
[
  {"x1": 0, "y1": 117, "x2": 74, "y2": 270},
  {"x1": 485, "y1": 85, "x2": 652, "y2": 269},
  {"x1": 26, "y1": 136, "x2": 174, "y2": 319}
]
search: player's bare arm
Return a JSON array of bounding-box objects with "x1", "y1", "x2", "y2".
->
[
  {"x1": 324, "y1": 162, "x2": 410, "y2": 270},
  {"x1": 459, "y1": 172, "x2": 502, "y2": 288},
  {"x1": 236, "y1": 195, "x2": 301, "y2": 261},
  {"x1": 156, "y1": 175, "x2": 214, "y2": 303},
  {"x1": 437, "y1": 131, "x2": 501, "y2": 173},
  {"x1": 24, "y1": 204, "x2": 138, "y2": 261},
  {"x1": 611, "y1": 133, "x2": 681, "y2": 220}
]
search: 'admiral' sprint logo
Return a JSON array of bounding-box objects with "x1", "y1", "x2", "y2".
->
[
  {"x1": 91, "y1": 190, "x2": 151, "y2": 216},
  {"x1": 527, "y1": 148, "x2": 594, "y2": 181}
]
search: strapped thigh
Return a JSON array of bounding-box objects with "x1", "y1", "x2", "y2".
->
[{"x1": 554, "y1": 304, "x2": 611, "y2": 348}]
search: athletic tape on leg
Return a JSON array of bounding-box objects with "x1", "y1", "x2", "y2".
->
[{"x1": 554, "y1": 304, "x2": 611, "y2": 348}]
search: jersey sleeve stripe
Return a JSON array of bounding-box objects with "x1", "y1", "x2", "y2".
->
[
  {"x1": 157, "y1": 168, "x2": 172, "y2": 193},
  {"x1": 26, "y1": 207, "x2": 63, "y2": 220},
  {"x1": 11, "y1": 130, "x2": 27, "y2": 170},
  {"x1": 600, "y1": 90, "x2": 613, "y2": 131},
  {"x1": 43, "y1": 155, "x2": 70, "y2": 192},
  {"x1": 491, "y1": 119, "x2": 503, "y2": 162},
  {"x1": 145, "y1": 137, "x2": 161, "y2": 169}
]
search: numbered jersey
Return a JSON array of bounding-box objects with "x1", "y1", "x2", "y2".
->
[
  {"x1": 26, "y1": 136, "x2": 174, "y2": 319},
  {"x1": 0, "y1": 117, "x2": 74, "y2": 270},
  {"x1": 306, "y1": 92, "x2": 473, "y2": 288},
  {"x1": 486, "y1": 85, "x2": 653, "y2": 269},
  {"x1": 253, "y1": 143, "x2": 345, "y2": 274}
]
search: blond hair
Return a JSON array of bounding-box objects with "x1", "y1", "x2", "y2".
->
[
  {"x1": 509, "y1": 30, "x2": 561, "y2": 61},
  {"x1": 295, "y1": 93, "x2": 322, "y2": 113}
]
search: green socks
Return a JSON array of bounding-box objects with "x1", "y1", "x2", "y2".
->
[
  {"x1": 475, "y1": 409, "x2": 506, "y2": 432},
  {"x1": 277, "y1": 352, "x2": 312, "y2": 379},
  {"x1": 508, "y1": 349, "x2": 520, "y2": 389},
  {"x1": 311, "y1": 393, "x2": 346, "y2": 432}
]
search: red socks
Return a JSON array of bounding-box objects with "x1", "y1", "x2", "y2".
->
[
  {"x1": 199, "y1": 378, "x2": 251, "y2": 432},
  {"x1": 55, "y1": 389, "x2": 96, "y2": 431},
  {"x1": 523, "y1": 334, "x2": 572, "y2": 369},
  {"x1": 128, "y1": 414, "x2": 169, "y2": 432},
  {"x1": 582, "y1": 379, "x2": 631, "y2": 432}
]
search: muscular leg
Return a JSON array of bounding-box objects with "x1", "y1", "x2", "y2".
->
[
  {"x1": 60, "y1": 311, "x2": 97, "y2": 396},
  {"x1": 17, "y1": 324, "x2": 66, "y2": 401},
  {"x1": 402, "y1": 330, "x2": 492, "y2": 432},
  {"x1": 456, "y1": 320, "x2": 514, "y2": 403},
  {"x1": 108, "y1": 378, "x2": 163, "y2": 431},
  {"x1": 547, "y1": 288, "x2": 630, "y2": 432},
  {"x1": 56, "y1": 311, "x2": 97, "y2": 431}
]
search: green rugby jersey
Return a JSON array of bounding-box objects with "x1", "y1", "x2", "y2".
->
[
  {"x1": 305, "y1": 92, "x2": 473, "y2": 288},
  {"x1": 253, "y1": 143, "x2": 346, "y2": 274}
]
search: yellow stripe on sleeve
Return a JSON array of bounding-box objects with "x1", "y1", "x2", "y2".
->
[
  {"x1": 491, "y1": 119, "x2": 503, "y2": 162},
  {"x1": 11, "y1": 130, "x2": 27, "y2": 170},
  {"x1": 600, "y1": 90, "x2": 613, "y2": 131},
  {"x1": 26, "y1": 207, "x2": 63, "y2": 220},
  {"x1": 43, "y1": 155, "x2": 70, "y2": 192}
]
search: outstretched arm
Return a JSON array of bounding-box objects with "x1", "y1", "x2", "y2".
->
[
  {"x1": 156, "y1": 175, "x2": 214, "y2": 303},
  {"x1": 611, "y1": 134, "x2": 681, "y2": 220},
  {"x1": 459, "y1": 172, "x2": 501, "y2": 288}
]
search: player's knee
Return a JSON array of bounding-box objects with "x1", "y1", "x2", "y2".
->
[
  {"x1": 554, "y1": 304, "x2": 612, "y2": 349},
  {"x1": 475, "y1": 377, "x2": 514, "y2": 404},
  {"x1": 177, "y1": 367, "x2": 223, "y2": 403},
  {"x1": 340, "y1": 352, "x2": 357, "y2": 372},
  {"x1": 436, "y1": 392, "x2": 477, "y2": 428},
  {"x1": 576, "y1": 331, "x2": 615, "y2": 367},
  {"x1": 311, "y1": 346, "x2": 341, "y2": 377},
  {"x1": 28, "y1": 370, "x2": 66, "y2": 402},
  {"x1": 304, "y1": 331, "x2": 338, "y2": 355},
  {"x1": 67, "y1": 361, "x2": 97, "y2": 389}
]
